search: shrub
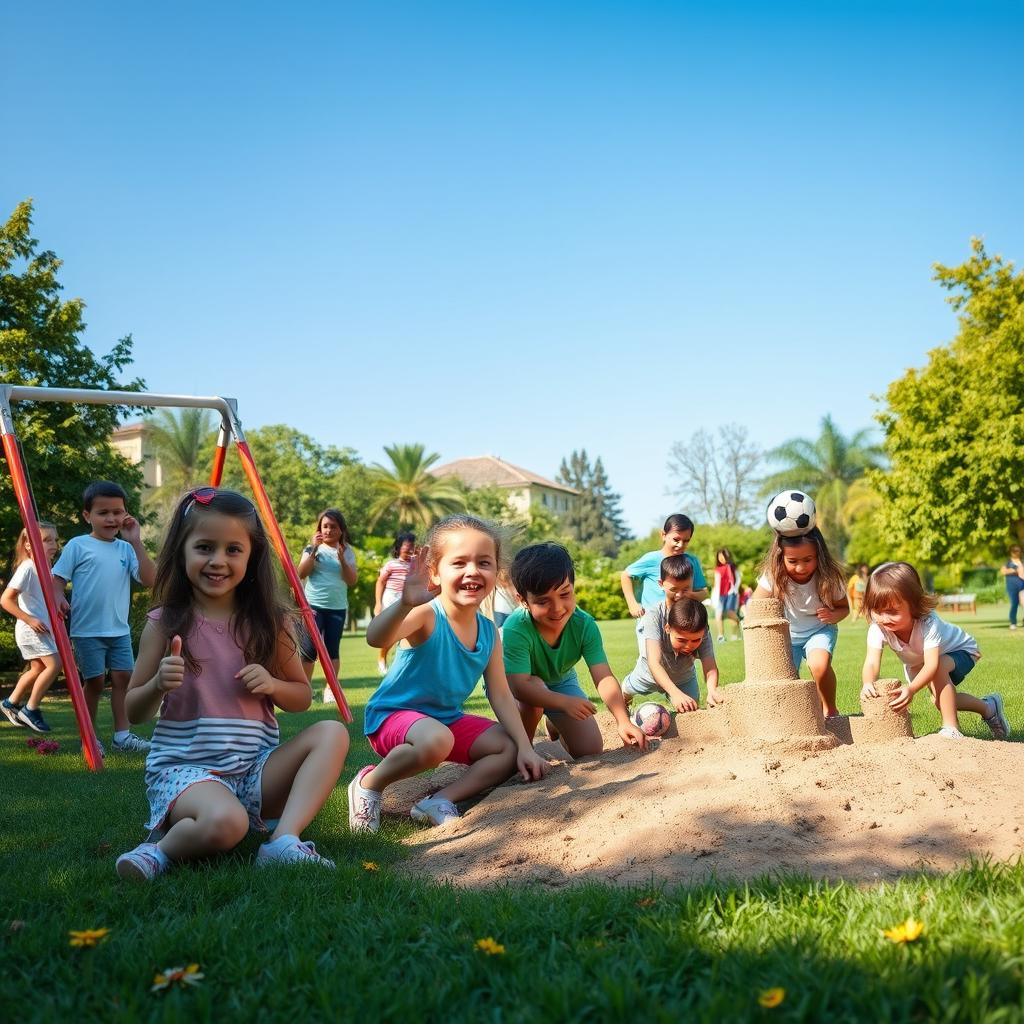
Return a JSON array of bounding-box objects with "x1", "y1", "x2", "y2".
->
[{"x1": 575, "y1": 574, "x2": 628, "y2": 620}]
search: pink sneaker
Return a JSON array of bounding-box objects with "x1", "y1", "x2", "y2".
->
[{"x1": 116, "y1": 842, "x2": 171, "y2": 881}]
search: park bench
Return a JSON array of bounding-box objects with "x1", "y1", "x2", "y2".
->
[{"x1": 937, "y1": 593, "x2": 977, "y2": 614}]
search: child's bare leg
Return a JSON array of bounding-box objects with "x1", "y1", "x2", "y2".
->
[
  {"x1": 362, "y1": 718, "x2": 454, "y2": 793},
  {"x1": 109, "y1": 670, "x2": 132, "y2": 732},
  {"x1": 714, "y1": 610, "x2": 724, "y2": 638},
  {"x1": 956, "y1": 691, "x2": 993, "y2": 717},
  {"x1": 434, "y1": 727, "x2": 517, "y2": 803},
  {"x1": 806, "y1": 650, "x2": 839, "y2": 717},
  {"x1": 27, "y1": 655, "x2": 60, "y2": 709},
  {"x1": 518, "y1": 699, "x2": 545, "y2": 742},
  {"x1": 83, "y1": 674, "x2": 105, "y2": 726},
  {"x1": 158, "y1": 782, "x2": 250, "y2": 861},
  {"x1": 930, "y1": 675, "x2": 960, "y2": 731},
  {"x1": 546, "y1": 712, "x2": 603, "y2": 758},
  {"x1": 727, "y1": 610, "x2": 741, "y2": 639},
  {"x1": 9, "y1": 661, "x2": 42, "y2": 705},
  {"x1": 260, "y1": 720, "x2": 349, "y2": 839}
]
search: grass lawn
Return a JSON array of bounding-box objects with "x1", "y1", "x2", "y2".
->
[{"x1": 1, "y1": 604, "x2": 1022, "y2": 1021}]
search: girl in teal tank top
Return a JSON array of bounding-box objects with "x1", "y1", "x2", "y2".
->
[{"x1": 348, "y1": 515, "x2": 549, "y2": 832}]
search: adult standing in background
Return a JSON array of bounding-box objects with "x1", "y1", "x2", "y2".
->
[
  {"x1": 298, "y1": 508, "x2": 358, "y2": 696},
  {"x1": 1000, "y1": 545, "x2": 1024, "y2": 630}
]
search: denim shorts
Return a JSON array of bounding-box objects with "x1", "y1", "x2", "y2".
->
[
  {"x1": 790, "y1": 624, "x2": 838, "y2": 669},
  {"x1": 623, "y1": 667, "x2": 699, "y2": 701},
  {"x1": 73, "y1": 634, "x2": 134, "y2": 679},
  {"x1": 718, "y1": 593, "x2": 738, "y2": 614},
  {"x1": 906, "y1": 649, "x2": 977, "y2": 686},
  {"x1": 541, "y1": 670, "x2": 590, "y2": 714},
  {"x1": 300, "y1": 606, "x2": 347, "y2": 661}
]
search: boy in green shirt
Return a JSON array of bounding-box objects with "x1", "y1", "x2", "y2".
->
[{"x1": 502, "y1": 543, "x2": 647, "y2": 758}]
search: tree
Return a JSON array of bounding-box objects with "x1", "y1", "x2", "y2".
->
[
  {"x1": 668, "y1": 424, "x2": 762, "y2": 524},
  {"x1": 368, "y1": 443, "x2": 462, "y2": 532},
  {"x1": 145, "y1": 408, "x2": 216, "y2": 493},
  {"x1": 0, "y1": 199, "x2": 144, "y2": 561},
  {"x1": 761, "y1": 415, "x2": 883, "y2": 553},
  {"x1": 556, "y1": 449, "x2": 628, "y2": 557},
  {"x1": 875, "y1": 238, "x2": 1024, "y2": 564}
]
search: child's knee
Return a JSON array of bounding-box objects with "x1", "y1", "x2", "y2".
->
[
  {"x1": 417, "y1": 727, "x2": 455, "y2": 764},
  {"x1": 201, "y1": 804, "x2": 249, "y2": 850},
  {"x1": 308, "y1": 719, "x2": 349, "y2": 758}
]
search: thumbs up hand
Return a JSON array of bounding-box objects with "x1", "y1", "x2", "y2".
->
[{"x1": 157, "y1": 635, "x2": 186, "y2": 692}]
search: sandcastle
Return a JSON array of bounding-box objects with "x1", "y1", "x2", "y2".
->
[{"x1": 673, "y1": 597, "x2": 913, "y2": 747}]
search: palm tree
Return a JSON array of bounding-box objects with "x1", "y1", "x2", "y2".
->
[
  {"x1": 368, "y1": 443, "x2": 463, "y2": 531},
  {"x1": 145, "y1": 408, "x2": 216, "y2": 494},
  {"x1": 761, "y1": 415, "x2": 884, "y2": 552}
]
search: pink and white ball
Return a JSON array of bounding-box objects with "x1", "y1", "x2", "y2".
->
[{"x1": 632, "y1": 701, "x2": 672, "y2": 737}]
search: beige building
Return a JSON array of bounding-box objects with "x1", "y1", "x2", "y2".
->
[
  {"x1": 111, "y1": 421, "x2": 163, "y2": 489},
  {"x1": 431, "y1": 455, "x2": 579, "y2": 517}
]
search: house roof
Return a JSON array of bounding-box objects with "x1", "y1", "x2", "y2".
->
[
  {"x1": 431, "y1": 456, "x2": 579, "y2": 495},
  {"x1": 112, "y1": 421, "x2": 146, "y2": 438}
]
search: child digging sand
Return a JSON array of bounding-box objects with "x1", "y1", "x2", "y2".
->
[{"x1": 504, "y1": 543, "x2": 647, "y2": 757}]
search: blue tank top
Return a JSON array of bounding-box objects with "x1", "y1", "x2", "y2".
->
[{"x1": 363, "y1": 599, "x2": 496, "y2": 736}]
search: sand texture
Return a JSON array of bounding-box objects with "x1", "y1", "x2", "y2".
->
[{"x1": 390, "y1": 596, "x2": 1022, "y2": 887}]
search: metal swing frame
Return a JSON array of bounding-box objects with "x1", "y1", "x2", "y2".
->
[{"x1": 0, "y1": 385, "x2": 352, "y2": 772}]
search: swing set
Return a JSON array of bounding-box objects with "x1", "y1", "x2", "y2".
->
[{"x1": 0, "y1": 385, "x2": 352, "y2": 772}]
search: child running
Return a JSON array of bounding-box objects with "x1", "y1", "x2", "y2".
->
[
  {"x1": 754, "y1": 526, "x2": 848, "y2": 717},
  {"x1": 115, "y1": 488, "x2": 349, "y2": 880},
  {"x1": 374, "y1": 531, "x2": 415, "y2": 675},
  {"x1": 859, "y1": 561, "x2": 1010, "y2": 740},
  {"x1": 0, "y1": 524, "x2": 63, "y2": 733},
  {"x1": 348, "y1": 515, "x2": 548, "y2": 832},
  {"x1": 622, "y1": 556, "x2": 722, "y2": 712},
  {"x1": 505, "y1": 542, "x2": 648, "y2": 757},
  {"x1": 620, "y1": 514, "x2": 709, "y2": 653}
]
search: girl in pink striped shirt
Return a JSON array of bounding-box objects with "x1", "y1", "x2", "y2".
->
[{"x1": 116, "y1": 488, "x2": 349, "y2": 880}]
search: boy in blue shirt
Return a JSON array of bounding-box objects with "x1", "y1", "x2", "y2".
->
[
  {"x1": 53, "y1": 481, "x2": 156, "y2": 753},
  {"x1": 502, "y1": 543, "x2": 647, "y2": 758}
]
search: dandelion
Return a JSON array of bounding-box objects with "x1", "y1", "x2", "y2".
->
[
  {"x1": 151, "y1": 963, "x2": 204, "y2": 993},
  {"x1": 69, "y1": 928, "x2": 110, "y2": 948},
  {"x1": 883, "y1": 917, "x2": 925, "y2": 944},
  {"x1": 475, "y1": 937, "x2": 505, "y2": 956},
  {"x1": 362, "y1": 861, "x2": 379, "y2": 872},
  {"x1": 758, "y1": 988, "x2": 785, "y2": 1008}
]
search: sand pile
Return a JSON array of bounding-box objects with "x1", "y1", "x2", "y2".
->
[{"x1": 388, "y1": 599, "x2": 1023, "y2": 887}]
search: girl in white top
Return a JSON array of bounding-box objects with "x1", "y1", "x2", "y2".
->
[
  {"x1": 0, "y1": 524, "x2": 63, "y2": 733},
  {"x1": 860, "y1": 562, "x2": 1010, "y2": 740}
]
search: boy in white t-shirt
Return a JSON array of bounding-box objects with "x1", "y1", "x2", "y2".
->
[
  {"x1": 859, "y1": 562, "x2": 1010, "y2": 740},
  {"x1": 52, "y1": 481, "x2": 156, "y2": 754}
]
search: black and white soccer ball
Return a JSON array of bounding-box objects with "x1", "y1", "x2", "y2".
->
[{"x1": 766, "y1": 490, "x2": 816, "y2": 537}]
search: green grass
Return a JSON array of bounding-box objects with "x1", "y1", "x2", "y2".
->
[{"x1": 2, "y1": 606, "x2": 1023, "y2": 1021}]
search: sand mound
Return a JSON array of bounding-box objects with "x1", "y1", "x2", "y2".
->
[{"x1": 388, "y1": 598, "x2": 1023, "y2": 886}]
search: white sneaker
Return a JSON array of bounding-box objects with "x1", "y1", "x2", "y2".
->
[
  {"x1": 411, "y1": 796, "x2": 460, "y2": 827},
  {"x1": 938, "y1": 726, "x2": 965, "y2": 740},
  {"x1": 256, "y1": 834, "x2": 335, "y2": 869},
  {"x1": 1011, "y1": 624, "x2": 1018, "y2": 631},
  {"x1": 112, "y1": 732, "x2": 151, "y2": 753},
  {"x1": 982, "y1": 693, "x2": 1010, "y2": 740},
  {"x1": 116, "y1": 842, "x2": 170, "y2": 881},
  {"x1": 347, "y1": 767, "x2": 382, "y2": 832},
  {"x1": 322, "y1": 687, "x2": 337, "y2": 704}
]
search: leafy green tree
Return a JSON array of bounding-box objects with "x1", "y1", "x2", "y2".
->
[
  {"x1": 761, "y1": 415, "x2": 883, "y2": 553},
  {"x1": 368, "y1": 443, "x2": 462, "y2": 531},
  {"x1": 0, "y1": 199, "x2": 144, "y2": 561},
  {"x1": 556, "y1": 450, "x2": 629, "y2": 557},
  {"x1": 875, "y1": 239, "x2": 1024, "y2": 564}
]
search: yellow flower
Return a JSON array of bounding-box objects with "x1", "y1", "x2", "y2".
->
[
  {"x1": 362, "y1": 861, "x2": 379, "y2": 871},
  {"x1": 151, "y1": 963, "x2": 204, "y2": 993},
  {"x1": 758, "y1": 988, "x2": 786, "y2": 1008},
  {"x1": 68, "y1": 928, "x2": 111, "y2": 948},
  {"x1": 883, "y1": 917, "x2": 925, "y2": 944},
  {"x1": 475, "y1": 937, "x2": 506, "y2": 956}
]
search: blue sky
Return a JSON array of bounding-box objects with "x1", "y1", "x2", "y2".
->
[{"x1": 4, "y1": 1, "x2": 1022, "y2": 534}]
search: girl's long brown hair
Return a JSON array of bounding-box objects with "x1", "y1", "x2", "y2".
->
[
  {"x1": 759, "y1": 527, "x2": 847, "y2": 608},
  {"x1": 153, "y1": 489, "x2": 296, "y2": 674}
]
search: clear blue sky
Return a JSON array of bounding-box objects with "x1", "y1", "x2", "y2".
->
[{"x1": 4, "y1": 1, "x2": 1022, "y2": 535}]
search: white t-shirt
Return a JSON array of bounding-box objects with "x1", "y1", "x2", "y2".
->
[
  {"x1": 7, "y1": 559, "x2": 51, "y2": 627},
  {"x1": 758, "y1": 571, "x2": 845, "y2": 640},
  {"x1": 52, "y1": 535, "x2": 141, "y2": 637},
  {"x1": 867, "y1": 612, "x2": 980, "y2": 668}
]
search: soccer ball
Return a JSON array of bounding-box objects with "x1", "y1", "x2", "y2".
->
[
  {"x1": 632, "y1": 701, "x2": 672, "y2": 737},
  {"x1": 766, "y1": 490, "x2": 816, "y2": 537}
]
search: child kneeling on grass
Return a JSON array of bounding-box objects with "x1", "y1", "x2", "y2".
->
[
  {"x1": 348, "y1": 515, "x2": 548, "y2": 833},
  {"x1": 859, "y1": 561, "x2": 1010, "y2": 741},
  {"x1": 623, "y1": 583, "x2": 722, "y2": 712},
  {"x1": 504, "y1": 543, "x2": 648, "y2": 758},
  {"x1": 116, "y1": 488, "x2": 349, "y2": 880}
]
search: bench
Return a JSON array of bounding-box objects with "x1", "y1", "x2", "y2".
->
[{"x1": 938, "y1": 593, "x2": 977, "y2": 614}]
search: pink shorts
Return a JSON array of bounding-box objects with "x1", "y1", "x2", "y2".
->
[{"x1": 367, "y1": 711, "x2": 497, "y2": 764}]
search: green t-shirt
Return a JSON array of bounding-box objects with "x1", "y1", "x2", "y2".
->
[{"x1": 501, "y1": 607, "x2": 607, "y2": 682}]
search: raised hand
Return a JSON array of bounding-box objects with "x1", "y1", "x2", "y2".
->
[
  {"x1": 310, "y1": 531, "x2": 324, "y2": 549},
  {"x1": 236, "y1": 663, "x2": 276, "y2": 697},
  {"x1": 400, "y1": 545, "x2": 442, "y2": 607},
  {"x1": 119, "y1": 515, "x2": 141, "y2": 544},
  {"x1": 157, "y1": 635, "x2": 185, "y2": 692}
]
